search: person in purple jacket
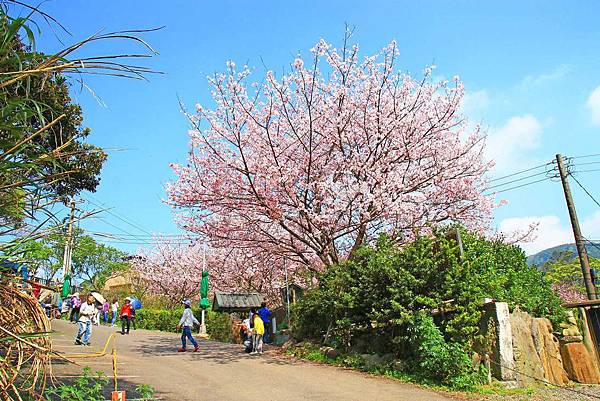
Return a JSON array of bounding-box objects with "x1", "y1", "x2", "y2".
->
[
  {"x1": 102, "y1": 301, "x2": 110, "y2": 324},
  {"x1": 69, "y1": 293, "x2": 81, "y2": 323}
]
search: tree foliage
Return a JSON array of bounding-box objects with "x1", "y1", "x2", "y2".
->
[
  {"x1": 541, "y1": 250, "x2": 596, "y2": 302},
  {"x1": 16, "y1": 229, "x2": 128, "y2": 288},
  {"x1": 0, "y1": 13, "x2": 105, "y2": 227},
  {"x1": 292, "y1": 228, "x2": 565, "y2": 349},
  {"x1": 0, "y1": 2, "x2": 158, "y2": 254}
]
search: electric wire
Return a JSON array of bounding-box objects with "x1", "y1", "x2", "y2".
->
[
  {"x1": 90, "y1": 216, "x2": 155, "y2": 246},
  {"x1": 483, "y1": 177, "x2": 551, "y2": 196},
  {"x1": 572, "y1": 161, "x2": 600, "y2": 168},
  {"x1": 488, "y1": 161, "x2": 552, "y2": 183},
  {"x1": 485, "y1": 170, "x2": 550, "y2": 191},
  {"x1": 482, "y1": 156, "x2": 595, "y2": 195},
  {"x1": 571, "y1": 153, "x2": 600, "y2": 160},
  {"x1": 583, "y1": 237, "x2": 600, "y2": 256},
  {"x1": 569, "y1": 173, "x2": 600, "y2": 209},
  {"x1": 83, "y1": 196, "x2": 155, "y2": 236}
]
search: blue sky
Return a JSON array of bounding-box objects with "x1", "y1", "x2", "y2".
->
[{"x1": 31, "y1": 0, "x2": 600, "y2": 255}]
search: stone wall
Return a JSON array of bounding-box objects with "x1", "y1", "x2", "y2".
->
[{"x1": 479, "y1": 302, "x2": 600, "y2": 387}]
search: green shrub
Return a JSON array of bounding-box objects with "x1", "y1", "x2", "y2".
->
[
  {"x1": 404, "y1": 312, "x2": 486, "y2": 389},
  {"x1": 136, "y1": 308, "x2": 233, "y2": 342},
  {"x1": 292, "y1": 228, "x2": 565, "y2": 348},
  {"x1": 291, "y1": 227, "x2": 565, "y2": 389},
  {"x1": 45, "y1": 367, "x2": 108, "y2": 401}
]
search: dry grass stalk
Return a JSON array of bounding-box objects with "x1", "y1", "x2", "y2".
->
[{"x1": 0, "y1": 279, "x2": 52, "y2": 401}]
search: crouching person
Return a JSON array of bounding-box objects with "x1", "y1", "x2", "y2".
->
[{"x1": 177, "y1": 299, "x2": 199, "y2": 352}]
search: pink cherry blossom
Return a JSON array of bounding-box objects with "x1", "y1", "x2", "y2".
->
[{"x1": 162, "y1": 39, "x2": 494, "y2": 299}]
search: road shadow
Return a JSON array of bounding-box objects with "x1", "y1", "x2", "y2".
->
[{"x1": 136, "y1": 335, "x2": 294, "y2": 366}]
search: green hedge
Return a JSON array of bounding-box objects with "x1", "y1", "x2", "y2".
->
[{"x1": 135, "y1": 308, "x2": 233, "y2": 343}]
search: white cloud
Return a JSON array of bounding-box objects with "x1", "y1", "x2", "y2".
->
[
  {"x1": 462, "y1": 90, "x2": 490, "y2": 117},
  {"x1": 486, "y1": 115, "x2": 543, "y2": 173},
  {"x1": 582, "y1": 210, "x2": 600, "y2": 239},
  {"x1": 519, "y1": 65, "x2": 570, "y2": 91},
  {"x1": 586, "y1": 85, "x2": 600, "y2": 126},
  {"x1": 499, "y1": 212, "x2": 600, "y2": 255}
]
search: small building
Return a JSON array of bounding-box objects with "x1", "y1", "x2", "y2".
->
[
  {"x1": 280, "y1": 283, "x2": 304, "y2": 305},
  {"x1": 102, "y1": 273, "x2": 135, "y2": 292},
  {"x1": 212, "y1": 291, "x2": 264, "y2": 313}
]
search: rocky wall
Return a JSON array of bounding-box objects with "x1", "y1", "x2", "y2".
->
[{"x1": 480, "y1": 303, "x2": 600, "y2": 387}]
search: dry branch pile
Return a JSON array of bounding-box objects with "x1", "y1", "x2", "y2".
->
[{"x1": 0, "y1": 280, "x2": 52, "y2": 401}]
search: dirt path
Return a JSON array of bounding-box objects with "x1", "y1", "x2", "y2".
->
[{"x1": 50, "y1": 319, "x2": 455, "y2": 401}]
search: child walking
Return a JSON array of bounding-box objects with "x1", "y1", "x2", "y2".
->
[
  {"x1": 251, "y1": 312, "x2": 264, "y2": 354},
  {"x1": 177, "y1": 300, "x2": 199, "y2": 352}
]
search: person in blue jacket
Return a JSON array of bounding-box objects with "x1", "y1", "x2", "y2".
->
[{"x1": 257, "y1": 302, "x2": 272, "y2": 344}]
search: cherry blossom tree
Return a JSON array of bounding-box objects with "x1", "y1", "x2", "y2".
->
[
  {"x1": 134, "y1": 239, "x2": 296, "y2": 305},
  {"x1": 552, "y1": 283, "x2": 586, "y2": 304},
  {"x1": 167, "y1": 37, "x2": 493, "y2": 284},
  {"x1": 133, "y1": 240, "x2": 204, "y2": 306}
]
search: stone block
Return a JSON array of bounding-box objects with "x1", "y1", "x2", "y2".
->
[
  {"x1": 510, "y1": 309, "x2": 545, "y2": 386},
  {"x1": 560, "y1": 342, "x2": 600, "y2": 384},
  {"x1": 320, "y1": 346, "x2": 340, "y2": 359},
  {"x1": 481, "y1": 302, "x2": 516, "y2": 381},
  {"x1": 532, "y1": 318, "x2": 568, "y2": 386}
]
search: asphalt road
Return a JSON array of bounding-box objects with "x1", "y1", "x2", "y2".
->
[{"x1": 50, "y1": 319, "x2": 454, "y2": 401}]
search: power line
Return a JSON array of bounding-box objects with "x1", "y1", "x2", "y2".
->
[
  {"x1": 84, "y1": 196, "x2": 155, "y2": 236},
  {"x1": 583, "y1": 238, "x2": 600, "y2": 258},
  {"x1": 488, "y1": 161, "x2": 551, "y2": 183},
  {"x1": 573, "y1": 161, "x2": 600, "y2": 168},
  {"x1": 485, "y1": 170, "x2": 549, "y2": 191},
  {"x1": 569, "y1": 173, "x2": 600, "y2": 209},
  {"x1": 88, "y1": 231, "x2": 192, "y2": 239},
  {"x1": 91, "y1": 216, "x2": 155, "y2": 246},
  {"x1": 573, "y1": 168, "x2": 600, "y2": 174},
  {"x1": 92, "y1": 238, "x2": 193, "y2": 245},
  {"x1": 483, "y1": 177, "x2": 551, "y2": 196},
  {"x1": 572, "y1": 153, "x2": 600, "y2": 160}
]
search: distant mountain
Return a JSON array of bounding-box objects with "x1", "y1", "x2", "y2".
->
[{"x1": 526, "y1": 243, "x2": 600, "y2": 267}]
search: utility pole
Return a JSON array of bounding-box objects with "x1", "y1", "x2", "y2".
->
[
  {"x1": 61, "y1": 200, "x2": 76, "y2": 283},
  {"x1": 556, "y1": 154, "x2": 596, "y2": 300},
  {"x1": 284, "y1": 259, "x2": 290, "y2": 326}
]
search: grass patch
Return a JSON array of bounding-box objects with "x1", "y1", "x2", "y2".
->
[{"x1": 285, "y1": 342, "x2": 541, "y2": 397}]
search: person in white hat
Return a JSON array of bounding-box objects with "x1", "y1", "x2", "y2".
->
[
  {"x1": 119, "y1": 297, "x2": 134, "y2": 335},
  {"x1": 176, "y1": 299, "x2": 199, "y2": 352}
]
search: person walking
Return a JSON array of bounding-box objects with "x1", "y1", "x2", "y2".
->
[
  {"x1": 102, "y1": 301, "x2": 109, "y2": 324},
  {"x1": 120, "y1": 297, "x2": 133, "y2": 335},
  {"x1": 257, "y1": 302, "x2": 272, "y2": 343},
  {"x1": 74, "y1": 294, "x2": 96, "y2": 346},
  {"x1": 111, "y1": 298, "x2": 119, "y2": 327},
  {"x1": 177, "y1": 300, "x2": 199, "y2": 352},
  {"x1": 251, "y1": 312, "x2": 264, "y2": 354},
  {"x1": 69, "y1": 293, "x2": 81, "y2": 323}
]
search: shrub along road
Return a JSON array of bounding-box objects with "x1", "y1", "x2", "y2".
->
[{"x1": 50, "y1": 319, "x2": 454, "y2": 401}]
